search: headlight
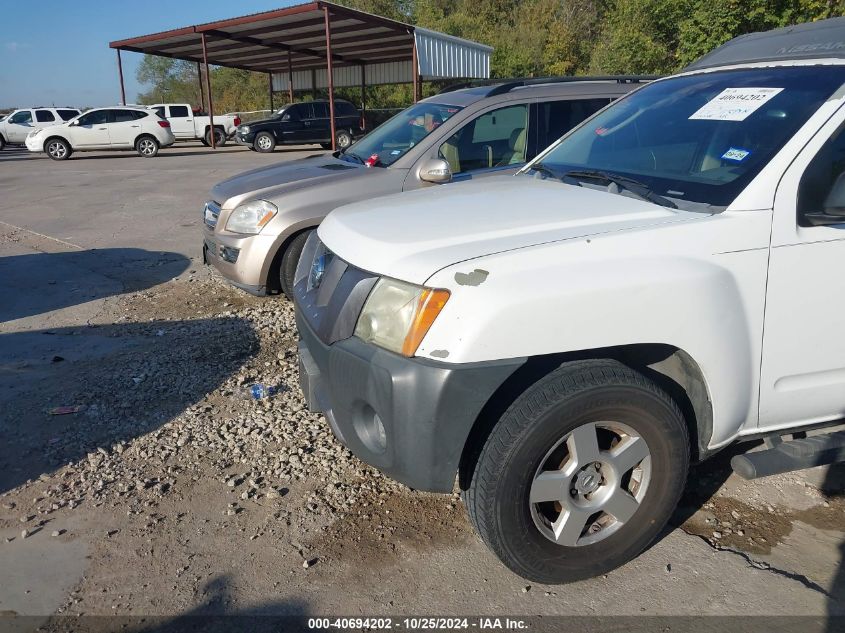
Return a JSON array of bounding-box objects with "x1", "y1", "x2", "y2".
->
[
  {"x1": 354, "y1": 278, "x2": 450, "y2": 356},
  {"x1": 225, "y1": 200, "x2": 277, "y2": 234},
  {"x1": 240, "y1": 125, "x2": 250, "y2": 133}
]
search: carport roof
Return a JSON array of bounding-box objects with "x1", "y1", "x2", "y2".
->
[{"x1": 108, "y1": 1, "x2": 492, "y2": 76}]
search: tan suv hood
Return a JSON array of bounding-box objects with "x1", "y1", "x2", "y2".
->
[{"x1": 211, "y1": 154, "x2": 368, "y2": 204}]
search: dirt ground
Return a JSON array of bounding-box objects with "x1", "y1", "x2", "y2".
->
[{"x1": 1, "y1": 144, "x2": 843, "y2": 632}]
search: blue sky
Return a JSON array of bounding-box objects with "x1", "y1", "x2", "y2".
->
[{"x1": 0, "y1": 0, "x2": 300, "y2": 108}]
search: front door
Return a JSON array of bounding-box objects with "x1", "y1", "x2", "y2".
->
[
  {"x1": 413, "y1": 103, "x2": 531, "y2": 188},
  {"x1": 759, "y1": 110, "x2": 845, "y2": 428},
  {"x1": 279, "y1": 105, "x2": 305, "y2": 144},
  {"x1": 167, "y1": 105, "x2": 194, "y2": 139},
  {"x1": 70, "y1": 110, "x2": 111, "y2": 147},
  {"x1": 6, "y1": 110, "x2": 34, "y2": 143}
]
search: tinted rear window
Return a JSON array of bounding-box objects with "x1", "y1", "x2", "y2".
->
[
  {"x1": 35, "y1": 110, "x2": 56, "y2": 122},
  {"x1": 169, "y1": 105, "x2": 190, "y2": 118},
  {"x1": 112, "y1": 109, "x2": 144, "y2": 122},
  {"x1": 336, "y1": 102, "x2": 358, "y2": 117},
  {"x1": 57, "y1": 109, "x2": 79, "y2": 121}
]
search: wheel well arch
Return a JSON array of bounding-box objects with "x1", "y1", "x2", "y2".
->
[
  {"x1": 42, "y1": 135, "x2": 70, "y2": 151},
  {"x1": 266, "y1": 225, "x2": 317, "y2": 294},
  {"x1": 133, "y1": 133, "x2": 156, "y2": 147},
  {"x1": 457, "y1": 344, "x2": 712, "y2": 491}
]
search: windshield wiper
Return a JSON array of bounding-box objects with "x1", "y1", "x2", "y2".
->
[
  {"x1": 528, "y1": 163, "x2": 557, "y2": 179},
  {"x1": 338, "y1": 150, "x2": 364, "y2": 165},
  {"x1": 563, "y1": 170, "x2": 677, "y2": 209}
]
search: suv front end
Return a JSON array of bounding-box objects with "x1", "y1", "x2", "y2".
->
[
  {"x1": 293, "y1": 232, "x2": 524, "y2": 492},
  {"x1": 202, "y1": 198, "x2": 282, "y2": 295}
]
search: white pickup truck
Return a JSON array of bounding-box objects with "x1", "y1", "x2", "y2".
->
[
  {"x1": 294, "y1": 17, "x2": 845, "y2": 584},
  {"x1": 148, "y1": 103, "x2": 240, "y2": 146}
]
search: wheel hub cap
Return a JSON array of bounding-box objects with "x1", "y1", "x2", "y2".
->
[
  {"x1": 573, "y1": 464, "x2": 602, "y2": 494},
  {"x1": 529, "y1": 421, "x2": 652, "y2": 547}
]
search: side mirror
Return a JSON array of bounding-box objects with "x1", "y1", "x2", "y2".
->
[
  {"x1": 804, "y1": 172, "x2": 845, "y2": 226},
  {"x1": 68, "y1": 120, "x2": 79, "y2": 127},
  {"x1": 419, "y1": 158, "x2": 452, "y2": 184}
]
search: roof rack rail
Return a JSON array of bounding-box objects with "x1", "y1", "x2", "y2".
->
[{"x1": 438, "y1": 75, "x2": 659, "y2": 96}]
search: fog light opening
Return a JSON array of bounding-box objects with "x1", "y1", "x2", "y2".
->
[{"x1": 353, "y1": 404, "x2": 387, "y2": 454}]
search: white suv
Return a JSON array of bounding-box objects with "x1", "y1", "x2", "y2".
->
[
  {"x1": 295, "y1": 17, "x2": 845, "y2": 583},
  {"x1": 0, "y1": 107, "x2": 80, "y2": 149},
  {"x1": 25, "y1": 106, "x2": 176, "y2": 160}
]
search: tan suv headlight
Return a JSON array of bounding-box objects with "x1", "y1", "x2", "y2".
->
[
  {"x1": 225, "y1": 200, "x2": 277, "y2": 234},
  {"x1": 354, "y1": 278, "x2": 450, "y2": 356}
]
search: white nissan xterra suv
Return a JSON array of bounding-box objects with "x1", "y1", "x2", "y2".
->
[{"x1": 294, "y1": 18, "x2": 845, "y2": 583}]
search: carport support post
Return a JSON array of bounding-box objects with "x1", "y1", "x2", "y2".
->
[
  {"x1": 287, "y1": 51, "x2": 294, "y2": 104},
  {"x1": 360, "y1": 64, "x2": 366, "y2": 130},
  {"x1": 411, "y1": 37, "x2": 420, "y2": 103},
  {"x1": 201, "y1": 32, "x2": 216, "y2": 149},
  {"x1": 116, "y1": 49, "x2": 126, "y2": 106},
  {"x1": 324, "y1": 6, "x2": 337, "y2": 151},
  {"x1": 268, "y1": 72, "x2": 274, "y2": 111},
  {"x1": 197, "y1": 62, "x2": 205, "y2": 112}
]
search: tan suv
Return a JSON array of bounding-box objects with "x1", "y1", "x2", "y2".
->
[{"x1": 203, "y1": 77, "x2": 650, "y2": 297}]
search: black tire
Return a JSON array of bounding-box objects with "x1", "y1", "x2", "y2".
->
[
  {"x1": 336, "y1": 130, "x2": 353, "y2": 150},
  {"x1": 205, "y1": 128, "x2": 226, "y2": 147},
  {"x1": 136, "y1": 136, "x2": 159, "y2": 157},
  {"x1": 254, "y1": 132, "x2": 276, "y2": 153},
  {"x1": 200, "y1": 137, "x2": 210, "y2": 147},
  {"x1": 45, "y1": 137, "x2": 71, "y2": 161},
  {"x1": 0, "y1": 135, "x2": 6, "y2": 151},
  {"x1": 320, "y1": 142, "x2": 333, "y2": 150},
  {"x1": 278, "y1": 230, "x2": 313, "y2": 298},
  {"x1": 465, "y1": 359, "x2": 689, "y2": 584}
]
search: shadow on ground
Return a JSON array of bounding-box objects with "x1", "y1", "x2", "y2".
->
[
  {"x1": 0, "y1": 249, "x2": 189, "y2": 323},
  {"x1": 0, "y1": 318, "x2": 258, "y2": 494},
  {"x1": 5, "y1": 575, "x2": 311, "y2": 633}
]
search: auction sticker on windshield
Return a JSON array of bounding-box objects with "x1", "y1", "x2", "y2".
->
[{"x1": 689, "y1": 87, "x2": 784, "y2": 121}]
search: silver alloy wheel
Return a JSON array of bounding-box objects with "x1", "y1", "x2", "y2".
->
[
  {"x1": 257, "y1": 135, "x2": 272, "y2": 150},
  {"x1": 337, "y1": 132, "x2": 351, "y2": 149},
  {"x1": 47, "y1": 141, "x2": 67, "y2": 159},
  {"x1": 529, "y1": 421, "x2": 652, "y2": 547},
  {"x1": 139, "y1": 139, "x2": 157, "y2": 156}
]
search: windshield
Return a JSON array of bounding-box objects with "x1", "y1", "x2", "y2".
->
[
  {"x1": 530, "y1": 66, "x2": 845, "y2": 208},
  {"x1": 344, "y1": 102, "x2": 462, "y2": 166}
]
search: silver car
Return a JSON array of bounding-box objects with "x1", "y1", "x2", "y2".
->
[{"x1": 203, "y1": 77, "x2": 649, "y2": 297}]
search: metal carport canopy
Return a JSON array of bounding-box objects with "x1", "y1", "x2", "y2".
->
[{"x1": 108, "y1": 1, "x2": 492, "y2": 149}]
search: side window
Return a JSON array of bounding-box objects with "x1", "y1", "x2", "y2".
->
[
  {"x1": 153, "y1": 106, "x2": 166, "y2": 118},
  {"x1": 798, "y1": 124, "x2": 845, "y2": 225},
  {"x1": 313, "y1": 103, "x2": 329, "y2": 119},
  {"x1": 112, "y1": 109, "x2": 141, "y2": 123},
  {"x1": 439, "y1": 104, "x2": 529, "y2": 174},
  {"x1": 337, "y1": 102, "x2": 357, "y2": 117},
  {"x1": 282, "y1": 106, "x2": 301, "y2": 122},
  {"x1": 9, "y1": 110, "x2": 32, "y2": 125},
  {"x1": 35, "y1": 110, "x2": 56, "y2": 123},
  {"x1": 537, "y1": 98, "x2": 612, "y2": 150},
  {"x1": 169, "y1": 105, "x2": 190, "y2": 118},
  {"x1": 78, "y1": 110, "x2": 109, "y2": 126},
  {"x1": 57, "y1": 109, "x2": 79, "y2": 121}
]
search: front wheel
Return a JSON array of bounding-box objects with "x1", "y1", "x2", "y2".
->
[
  {"x1": 136, "y1": 136, "x2": 159, "y2": 157},
  {"x1": 0, "y1": 136, "x2": 6, "y2": 151},
  {"x1": 278, "y1": 230, "x2": 313, "y2": 298},
  {"x1": 464, "y1": 359, "x2": 689, "y2": 583},
  {"x1": 254, "y1": 132, "x2": 275, "y2": 153},
  {"x1": 45, "y1": 138, "x2": 71, "y2": 161}
]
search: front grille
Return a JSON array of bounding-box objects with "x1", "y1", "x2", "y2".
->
[
  {"x1": 203, "y1": 200, "x2": 221, "y2": 229},
  {"x1": 294, "y1": 232, "x2": 378, "y2": 345}
]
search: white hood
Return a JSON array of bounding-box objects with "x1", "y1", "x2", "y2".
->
[{"x1": 318, "y1": 176, "x2": 705, "y2": 284}]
